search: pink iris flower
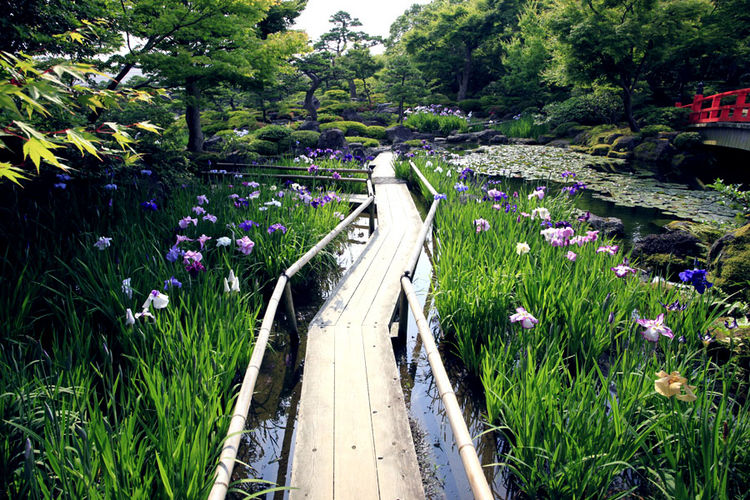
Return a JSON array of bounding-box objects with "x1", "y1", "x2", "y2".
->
[
  {"x1": 474, "y1": 218, "x2": 490, "y2": 233},
  {"x1": 237, "y1": 236, "x2": 255, "y2": 255},
  {"x1": 637, "y1": 313, "x2": 674, "y2": 342},
  {"x1": 509, "y1": 307, "x2": 538, "y2": 329}
]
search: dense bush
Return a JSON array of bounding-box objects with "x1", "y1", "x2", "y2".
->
[
  {"x1": 319, "y1": 121, "x2": 368, "y2": 136},
  {"x1": 423, "y1": 93, "x2": 452, "y2": 106},
  {"x1": 673, "y1": 131, "x2": 703, "y2": 150},
  {"x1": 317, "y1": 113, "x2": 343, "y2": 123},
  {"x1": 637, "y1": 106, "x2": 691, "y2": 129},
  {"x1": 346, "y1": 136, "x2": 379, "y2": 147},
  {"x1": 318, "y1": 102, "x2": 360, "y2": 114},
  {"x1": 543, "y1": 90, "x2": 623, "y2": 127},
  {"x1": 638, "y1": 124, "x2": 673, "y2": 137},
  {"x1": 254, "y1": 124, "x2": 292, "y2": 142},
  {"x1": 321, "y1": 89, "x2": 350, "y2": 102},
  {"x1": 458, "y1": 99, "x2": 484, "y2": 114},
  {"x1": 364, "y1": 125, "x2": 386, "y2": 139},
  {"x1": 290, "y1": 130, "x2": 321, "y2": 148},
  {"x1": 247, "y1": 139, "x2": 278, "y2": 155},
  {"x1": 226, "y1": 110, "x2": 262, "y2": 130}
]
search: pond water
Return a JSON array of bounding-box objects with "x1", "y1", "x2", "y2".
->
[{"x1": 451, "y1": 145, "x2": 742, "y2": 240}]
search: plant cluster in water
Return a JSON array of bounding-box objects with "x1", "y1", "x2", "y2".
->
[{"x1": 396, "y1": 153, "x2": 749, "y2": 499}]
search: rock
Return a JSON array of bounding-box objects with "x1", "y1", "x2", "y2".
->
[
  {"x1": 472, "y1": 129, "x2": 503, "y2": 144},
  {"x1": 413, "y1": 132, "x2": 436, "y2": 141},
  {"x1": 375, "y1": 103, "x2": 399, "y2": 114},
  {"x1": 298, "y1": 120, "x2": 320, "y2": 131},
  {"x1": 489, "y1": 134, "x2": 509, "y2": 145},
  {"x1": 434, "y1": 137, "x2": 447, "y2": 143},
  {"x1": 607, "y1": 150, "x2": 631, "y2": 160},
  {"x1": 588, "y1": 214, "x2": 625, "y2": 238},
  {"x1": 708, "y1": 223, "x2": 750, "y2": 301},
  {"x1": 658, "y1": 131, "x2": 680, "y2": 141},
  {"x1": 611, "y1": 135, "x2": 640, "y2": 152},
  {"x1": 386, "y1": 125, "x2": 413, "y2": 143},
  {"x1": 603, "y1": 132, "x2": 623, "y2": 145},
  {"x1": 632, "y1": 230, "x2": 704, "y2": 273},
  {"x1": 536, "y1": 134, "x2": 556, "y2": 145},
  {"x1": 633, "y1": 138, "x2": 673, "y2": 162},
  {"x1": 317, "y1": 128, "x2": 347, "y2": 150},
  {"x1": 203, "y1": 134, "x2": 224, "y2": 152},
  {"x1": 341, "y1": 109, "x2": 363, "y2": 122},
  {"x1": 665, "y1": 221, "x2": 723, "y2": 246},
  {"x1": 509, "y1": 137, "x2": 537, "y2": 145},
  {"x1": 591, "y1": 144, "x2": 611, "y2": 156},
  {"x1": 546, "y1": 139, "x2": 570, "y2": 148},
  {"x1": 446, "y1": 133, "x2": 474, "y2": 143}
]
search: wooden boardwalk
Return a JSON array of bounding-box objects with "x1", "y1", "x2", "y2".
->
[{"x1": 289, "y1": 152, "x2": 425, "y2": 499}]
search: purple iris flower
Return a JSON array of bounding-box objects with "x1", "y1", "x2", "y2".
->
[
  {"x1": 678, "y1": 268, "x2": 713, "y2": 294},
  {"x1": 104, "y1": 183, "x2": 118, "y2": 191},
  {"x1": 239, "y1": 220, "x2": 259, "y2": 231},
  {"x1": 164, "y1": 276, "x2": 182, "y2": 290},
  {"x1": 268, "y1": 223, "x2": 287, "y2": 234},
  {"x1": 165, "y1": 246, "x2": 182, "y2": 263}
]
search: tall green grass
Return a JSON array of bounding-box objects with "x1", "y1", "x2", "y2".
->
[
  {"x1": 0, "y1": 163, "x2": 352, "y2": 498},
  {"x1": 404, "y1": 112, "x2": 468, "y2": 136},
  {"x1": 491, "y1": 115, "x2": 550, "y2": 139},
  {"x1": 398, "y1": 154, "x2": 750, "y2": 498}
]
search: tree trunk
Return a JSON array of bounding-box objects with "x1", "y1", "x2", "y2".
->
[
  {"x1": 107, "y1": 63, "x2": 135, "y2": 91},
  {"x1": 185, "y1": 78, "x2": 204, "y2": 152},
  {"x1": 362, "y1": 79, "x2": 372, "y2": 106},
  {"x1": 398, "y1": 99, "x2": 404, "y2": 124},
  {"x1": 304, "y1": 73, "x2": 322, "y2": 121},
  {"x1": 348, "y1": 78, "x2": 358, "y2": 99},
  {"x1": 622, "y1": 86, "x2": 640, "y2": 132},
  {"x1": 457, "y1": 46, "x2": 473, "y2": 101}
]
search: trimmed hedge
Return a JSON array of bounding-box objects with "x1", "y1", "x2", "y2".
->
[
  {"x1": 364, "y1": 125, "x2": 386, "y2": 139},
  {"x1": 254, "y1": 125, "x2": 292, "y2": 142},
  {"x1": 317, "y1": 113, "x2": 343, "y2": 123},
  {"x1": 319, "y1": 121, "x2": 368, "y2": 136},
  {"x1": 290, "y1": 130, "x2": 321, "y2": 148},
  {"x1": 247, "y1": 139, "x2": 278, "y2": 155},
  {"x1": 346, "y1": 136, "x2": 379, "y2": 147}
]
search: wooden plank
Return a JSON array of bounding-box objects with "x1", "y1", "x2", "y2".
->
[
  {"x1": 289, "y1": 326, "x2": 335, "y2": 499},
  {"x1": 363, "y1": 324, "x2": 425, "y2": 499},
  {"x1": 333, "y1": 323, "x2": 380, "y2": 499}
]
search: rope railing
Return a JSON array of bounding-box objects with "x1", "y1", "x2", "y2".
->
[
  {"x1": 397, "y1": 159, "x2": 493, "y2": 500},
  {"x1": 208, "y1": 195, "x2": 375, "y2": 500}
]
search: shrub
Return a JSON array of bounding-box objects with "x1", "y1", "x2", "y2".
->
[
  {"x1": 290, "y1": 130, "x2": 321, "y2": 148},
  {"x1": 673, "y1": 131, "x2": 702, "y2": 150},
  {"x1": 638, "y1": 124, "x2": 673, "y2": 137},
  {"x1": 247, "y1": 139, "x2": 278, "y2": 156},
  {"x1": 458, "y1": 99, "x2": 484, "y2": 114},
  {"x1": 319, "y1": 121, "x2": 368, "y2": 136},
  {"x1": 346, "y1": 136, "x2": 379, "y2": 147},
  {"x1": 637, "y1": 106, "x2": 691, "y2": 129},
  {"x1": 402, "y1": 139, "x2": 424, "y2": 147},
  {"x1": 543, "y1": 90, "x2": 622, "y2": 127},
  {"x1": 318, "y1": 102, "x2": 359, "y2": 114},
  {"x1": 364, "y1": 126, "x2": 387, "y2": 139},
  {"x1": 424, "y1": 93, "x2": 452, "y2": 106},
  {"x1": 254, "y1": 124, "x2": 292, "y2": 142},
  {"x1": 322, "y1": 89, "x2": 350, "y2": 102},
  {"x1": 226, "y1": 110, "x2": 261, "y2": 130},
  {"x1": 317, "y1": 113, "x2": 343, "y2": 123},
  {"x1": 552, "y1": 121, "x2": 582, "y2": 137}
]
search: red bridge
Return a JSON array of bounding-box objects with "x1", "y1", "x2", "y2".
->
[
  {"x1": 675, "y1": 89, "x2": 750, "y2": 151},
  {"x1": 676, "y1": 88, "x2": 750, "y2": 124}
]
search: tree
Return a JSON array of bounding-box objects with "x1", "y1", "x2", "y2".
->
[
  {"x1": 546, "y1": 0, "x2": 713, "y2": 131},
  {"x1": 294, "y1": 52, "x2": 336, "y2": 121},
  {"x1": 341, "y1": 47, "x2": 383, "y2": 106},
  {"x1": 378, "y1": 54, "x2": 425, "y2": 123},
  {"x1": 133, "y1": 0, "x2": 305, "y2": 151}
]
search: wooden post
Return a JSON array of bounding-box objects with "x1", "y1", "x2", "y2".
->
[
  {"x1": 283, "y1": 279, "x2": 298, "y2": 336},
  {"x1": 397, "y1": 288, "x2": 409, "y2": 342}
]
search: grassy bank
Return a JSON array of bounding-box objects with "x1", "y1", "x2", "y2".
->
[
  {"x1": 0, "y1": 158, "x2": 356, "y2": 498},
  {"x1": 397, "y1": 154, "x2": 749, "y2": 499}
]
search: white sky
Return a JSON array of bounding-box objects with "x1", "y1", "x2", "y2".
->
[{"x1": 293, "y1": 0, "x2": 432, "y2": 53}]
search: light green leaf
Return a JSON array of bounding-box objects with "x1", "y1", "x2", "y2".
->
[
  {"x1": 0, "y1": 162, "x2": 30, "y2": 185},
  {"x1": 133, "y1": 121, "x2": 162, "y2": 134},
  {"x1": 155, "y1": 452, "x2": 175, "y2": 500},
  {"x1": 22, "y1": 137, "x2": 64, "y2": 172},
  {"x1": 65, "y1": 129, "x2": 101, "y2": 158}
]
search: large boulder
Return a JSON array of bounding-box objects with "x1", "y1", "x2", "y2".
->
[
  {"x1": 708, "y1": 223, "x2": 750, "y2": 301},
  {"x1": 317, "y1": 128, "x2": 347, "y2": 150},
  {"x1": 386, "y1": 125, "x2": 414, "y2": 143},
  {"x1": 298, "y1": 120, "x2": 320, "y2": 131},
  {"x1": 509, "y1": 137, "x2": 538, "y2": 145},
  {"x1": 588, "y1": 214, "x2": 625, "y2": 238},
  {"x1": 474, "y1": 129, "x2": 505, "y2": 144},
  {"x1": 611, "y1": 135, "x2": 640, "y2": 152},
  {"x1": 341, "y1": 109, "x2": 363, "y2": 122},
  {"x1": 631, "y1": 230, "x2": 703, "y2": 272},
  {"x1": 446, "y1": 133, "x2": 474, "y2": 143},
  {"x1": 633, "y1": 138, "x2": 673, "y2": 162}
]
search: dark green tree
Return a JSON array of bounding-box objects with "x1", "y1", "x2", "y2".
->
[
  {"x1": 341, "y1": 47, "x2": 383, "y2": 106},
  {"x1": 377, "y1": 54, "x2": 425, "y2": 123}
]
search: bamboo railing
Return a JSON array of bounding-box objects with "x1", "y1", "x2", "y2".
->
[
  {"x1": 208, "y1": 185, "x2": 375, "y2": 500},
  {"x1": 398, "y1": 160, "x2": 493, "y2": 500}
]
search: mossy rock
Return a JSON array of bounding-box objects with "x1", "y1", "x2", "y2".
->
[
  {"x1": 639, "y1": 253, "x2": 695, "y2": 274},
  {"x1": 607, "y1": 150, "x2": 631, "y2": 160},
  {"x1": 612, "y1": 135, "x2": 640, "y2": 152},
  {"x1": 591, "y1": 144, "x2": 611, "y2": 156},
  {"x1": 709, "y1": 223, "x2": 750, "y2": 301},
  {"x1": 666, "y1": 221, "x2": 724, "y2": 246},
  {"x1": 633, "y1": 139, "x2": 673, "y2": 162},
  {"x1": 673, "y1": 132, "x2": 702, "y2": 150}
]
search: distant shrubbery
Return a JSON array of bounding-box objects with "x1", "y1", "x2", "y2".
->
[
  {"x1": 319, "y1": 121, "x2": 368, "y2": 136},
  {"x1": 543, "y1": 90, "x2": 622, "y2": 127},
  {"x1": 636, "y1": 106, "x2": 691, "y2": 129}
]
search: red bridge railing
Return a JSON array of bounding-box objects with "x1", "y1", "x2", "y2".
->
[{"x1": 676, "y1": 88, "x2": 750, "y2": 124}]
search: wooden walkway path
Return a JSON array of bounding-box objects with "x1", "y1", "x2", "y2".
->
[{"x1": 289, "y1": 152, "x2": 425, "y2": 499}]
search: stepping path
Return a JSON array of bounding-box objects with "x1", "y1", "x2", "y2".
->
[{"x1": 290, "y1": 152, "x2": 425, "y2": 499}]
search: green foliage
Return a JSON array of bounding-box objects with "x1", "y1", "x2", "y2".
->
[
  {"x1": 457, "y1": 99, "x2": 484, "y2": 113},
  {"x1": 290, "y1": 130, "x2": 321, "y2": 148},
  {"x1": 377, "y1": 54, "x2": 425, "y2": 123},
  {"x1": 321, "y1": 89, "x2": 350, "y2": 102},
  {"x1": 673, "y1": 131, "x2": 703, "y2": 150},
  {"x1": 316, "y1": 113, "x2": 342, "y2": 123},
  {"x1": 637, "y1": 106, "x2": 692, "y2": 129},
  {"x1": 404, "y1": 113, "x2": 468, "y2": 135},
  {"x1": 364, "y1": 126, "x2": 386, "y2": 139},
  {"x1": 317, "y1": 101, "x2": 359, "y2": 114},
  {"x1": 543, "y1": 91, "x2": 623, "y2": 127},
  {"x1": 319, "y1": 121, "x2": 368, "y2": 136},
  {"x1": 225, "y1": 110, "x2": 262, "y2": 131},
  {"x1": 345, "y1": 136, "x2": 379, "y2": 147},
  {"x1": 254, "y1": 124, "x2": 292, "y2": 142},
  {"x1": 247, "y1": 139, "x2": 278, "y2": 156},
  {"x1": 492, "y1": 115, "x2": 549, "y2": 139},
  {"x1": 708, "y1": 179, "x2": 750, "y2": 216},
  {"x1": 639, "y1": 124, "x2": 673, "y2": 137}
]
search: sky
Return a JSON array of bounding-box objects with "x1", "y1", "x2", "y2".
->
[{"x1": 293, "y1": 0, "x2": 432, "y2": 53}]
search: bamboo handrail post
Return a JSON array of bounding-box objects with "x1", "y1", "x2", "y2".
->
[
  {"x1": 283, "y1": 279, "x2": 298, "y2": 336},
  {"x1": 367, "y1": 179, "x2": 375, "y2": 236},
  {"x1": 401, "y1": 277, "x2": 493, "y2": 500}
]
